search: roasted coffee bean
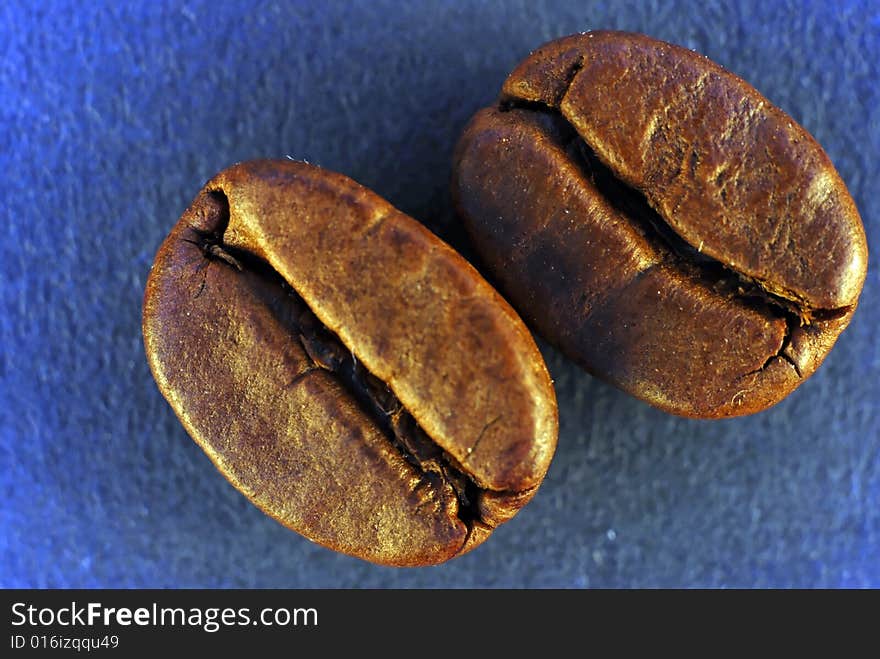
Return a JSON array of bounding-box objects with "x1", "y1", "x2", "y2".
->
[
  {"x1": 142, "y1": 160, "x2": 558, "y2": 566},
  {"x1": 452, "y1": 31, "x2": 868, "y2": 418}
]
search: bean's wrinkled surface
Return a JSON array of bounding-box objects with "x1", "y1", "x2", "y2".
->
[
  {"x1": 452, "y1": 31, "x2": 868, "y2": 418},
  {"x1": 143, "y1": 160, "x2": 558, "y2": 566}
]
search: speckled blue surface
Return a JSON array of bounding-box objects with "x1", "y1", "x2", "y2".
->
[{"x1": 2, "y1": 0, "x2": 878, "y2": 588}]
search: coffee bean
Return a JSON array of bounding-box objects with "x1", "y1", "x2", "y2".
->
[
  {"x1": 142, "y1": 160, "x2": 558, "y2": 566},
  {"x1": 452, "y1": 31, "x2": 868, "y2": 418}
]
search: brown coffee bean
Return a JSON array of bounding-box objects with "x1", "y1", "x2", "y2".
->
[
  {"x1": 452, "y1": 31, "x2": 868, "y2": 418},
  {"x1": 142, "y1": 160, "x2": 558, "y2": 566}
]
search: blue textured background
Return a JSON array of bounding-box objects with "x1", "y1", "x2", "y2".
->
[{"x1": 2, "y1": 0, "x2": 878, "y2": 588}]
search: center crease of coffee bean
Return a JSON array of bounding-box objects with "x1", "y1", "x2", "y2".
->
[
  {"x1": 190, "y1": 190, "x2": 487, "y2": 528},
  {"x1": 497, "y1": 97, "x2": 854, "y2": 379}
]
